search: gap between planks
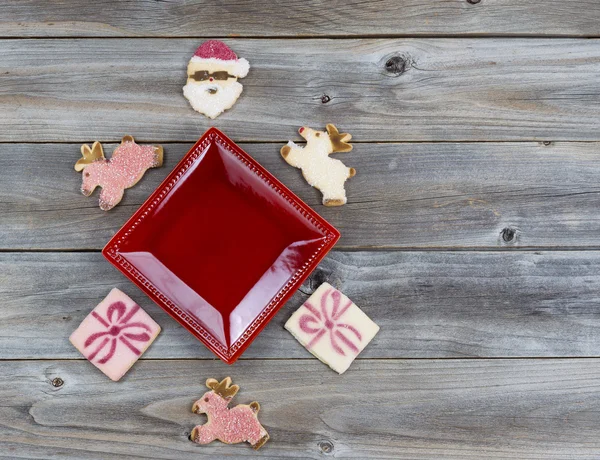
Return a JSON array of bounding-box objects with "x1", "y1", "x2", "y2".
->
[
  {"x1": 2, "y1": 356, "x2": 600, "y2": 362},
  {"x1": 1, "y1": 35, "x2": 600, "y2": 40},
  {"x1": 4, "y1": 248, "x2": 600, "y2": 253},
  {"x1": 1, "y1": 140, "x2": 594, "y2": 144}
]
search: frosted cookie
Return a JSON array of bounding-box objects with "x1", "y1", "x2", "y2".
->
[
  {"x1": 75, "y1": 136, "x2": 163, "y2": 211},
  {"x1": 281, "y1": 124, "x2": 355, "y2": 206},
  {"x1": 183, "y1": 40, "x2": 250, "y2": 119},
  {"x1": 285, "y1": 282, "x2": 379, "y2": 374},
  {"x1": 191, "y1": 377, "x2": 269, "y2": 450},
  {"x1": 69, "y1": 288, "x2": 161, "y2": 381}
]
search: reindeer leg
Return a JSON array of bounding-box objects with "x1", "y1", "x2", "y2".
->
[
  {"x1": 323, "y1": 198, "x2": 346, "y2": 206},
  {"x1": 153, "y1": 145, "x2": 164, "y2": 168},
  {"x1": 322, "y1": 187, "x2": 347, "y2": 206},
  {"x1": 280, "y1": 145, "x2": 291, "y2": 159},
  {"x1": 190, "y1": 425, "x2": 216, "y2": 445},
  {"x1": 98, "y1": 187, "x2": 124, "y2": 211},
  {"x1": 251, "y1": 428, "x2": 270, "y2": 450},
  {"x1": 281, "y1": 141, "x2": 302, "y2": 165}
]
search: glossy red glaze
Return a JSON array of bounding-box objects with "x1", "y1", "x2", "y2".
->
[{"x1": 103, "y1": 128, "x2": 340, "y2": 364}]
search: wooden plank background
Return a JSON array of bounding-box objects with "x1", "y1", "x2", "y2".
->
[
  {"x1": 1, "y1": 1, "x2": 600, "y2": 37},
  {"x1": 1, "y1": 39, "x2": 600, "y2": 142},
  {"x1": 4, "y1": 359, "x2": 600, "y2": 459},
  {"x1": 3, "y1": 251, "x2": 600, "y2": 360},
  {"x1": 1, "y1": 1, "x2": 600, "y2": 458},
  {"x1": 3, "y1": 142, "x2": 600, "y2": 250}
]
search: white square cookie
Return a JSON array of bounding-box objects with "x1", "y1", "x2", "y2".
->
[
  {"x1": 285, "y1": 282, "x2": 379, "y2": 374},
  {"x1": 70, "y1": 288, "x2": 161, "y2": 381}
]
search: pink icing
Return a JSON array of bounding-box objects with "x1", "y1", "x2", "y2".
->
[
  {"x1": 84, "y1": 301, "x2": 152, "y2": 364},
  {"x1": 81, "y1": 141, "x2": 160, "y2": 211},
  {"x1": 298, "y1": 287, "x2": 362, "y2": 356},
  {"x1": 193, "y1": 40, "x2": 238, "y2": 61},
  {"x1": 192, "y1": 389, "x2": 267, "y2": 447}
]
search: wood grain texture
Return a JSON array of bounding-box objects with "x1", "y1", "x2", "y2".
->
[
  {"x1": 1, "y1": 39, "x2": 600, "y2": 142},
  {"x1": 2, "y1": 142, "x2": 600, "y2": 250},
  {"x1": 4, "y1": 359, "x2": 600, "y2": 459},
  {"x1": 2, "y1": 0, "x2": 600, "y2": 37},
  {"x1": 3, "y1": 251, "x2": 600, "y2": 360}
]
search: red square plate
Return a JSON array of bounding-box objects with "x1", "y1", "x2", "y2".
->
[{"x1": 103, "y1": 128, "x2": 340, "y2": 364}]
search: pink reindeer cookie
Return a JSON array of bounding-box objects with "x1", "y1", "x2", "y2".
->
[
  {"x1": 191, "y1": 377, "x2": 269, "y2": 450},
  {"x1": 75, "y1": 136, "x2": 163, "y2": 211},
  {"x1": 281, "y1": 124, "x2": 355, "y2": 206}
]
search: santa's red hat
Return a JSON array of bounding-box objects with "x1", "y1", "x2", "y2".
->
[{"x1": 190, "y1": 40, "x2": 250, "y2": 78}]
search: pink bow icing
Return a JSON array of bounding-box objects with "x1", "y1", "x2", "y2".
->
[
  {"x1": 298, "y1": 288, "x2": 362, "y2": 356},
  {"x1": 84, "y1": 301, "x2": 152, "y2": 364}
]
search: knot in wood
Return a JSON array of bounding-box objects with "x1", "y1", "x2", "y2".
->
[
  {"x1": 467, "y1": 0, "x2": 481, "y2": 4},
  {"x1": 318, "y1": 440, "x2": 334, "y2": 454},
  {"x1": 51, "y1": 377, "x2": 64, "y2": 387},
  {"x1": 385, "y1": 56, "x2": 408, "y2": 76},
  {"x1": 321, "y1": 94, "x2": 331, "y2": 104},
  {"x1": 543, "y1": 141, "x2": 552, "y2": 146},
  {"x1": 309, "y1": 267, "x2": 331, "y2": 292},
  {"x1": 501, "y1": 227, "x2": 516, "y2": 243}
]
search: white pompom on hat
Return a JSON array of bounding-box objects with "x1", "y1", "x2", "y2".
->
[{"x1": 189, "y1": 40, "x2": 250, "y2": 78}]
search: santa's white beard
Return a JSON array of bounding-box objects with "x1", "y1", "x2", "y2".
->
[{"x1": 183, "y1": 81, "x2": 243, "y2": 119}]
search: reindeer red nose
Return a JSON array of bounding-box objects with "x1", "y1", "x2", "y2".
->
[
  {"x1": 209, "y1": 77, "x2": 214, "y2": 82},
  {"x1": 299, "y1": 127, "x2": 305, "y2": 134}
]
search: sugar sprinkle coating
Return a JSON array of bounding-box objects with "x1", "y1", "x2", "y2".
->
[
  {"x1": 75, "y1": 136, "x2": 163, "y2": 210},
  {"x1": 191, "y1": 377, "x2": 269, "y2": 450}
]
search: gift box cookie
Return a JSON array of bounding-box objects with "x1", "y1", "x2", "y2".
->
[
  {"x1": 285, "y1": 282, "x2": 379, "y2": 374},
  {"x1": 69, "y1": 288, "x2": 161, "y2": 381}
]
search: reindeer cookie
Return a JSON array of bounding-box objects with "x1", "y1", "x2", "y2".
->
[
  {"x1": 281, "y1": 124, "x2": 355, "y2": 206},
  {"x1": 191, "y1": 377, "x2": 269, "y2": 450},
  {"x1": 75, "y1": 136, "x2": 163, "y2": 211}
]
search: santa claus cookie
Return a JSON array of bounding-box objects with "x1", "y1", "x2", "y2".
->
[{"x1": 183, "y1": 40, "x2": 250, "y2": 119}]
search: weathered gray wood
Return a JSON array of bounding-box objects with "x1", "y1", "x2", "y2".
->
[
  {"x1": 2, "y1": 1, "x2": 600, "y2": 37},
  {"x1": 3, "y1": 251, "x2": 600, "y2": 360},
  {"x1": 3, "y1": 358, "x2": 600, "y2": 459},
  {"x1": 1, "y1": 4, "x2": 598, "y2": 460},
  {"x1": 2, "y1": 142, "x2": 600, "y2": 250},
  {"x1": 1, "y1": 39, "x2": 600, "y2": 142}
]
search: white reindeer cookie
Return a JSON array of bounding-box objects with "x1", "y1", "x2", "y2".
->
[{"x1": 280, "y1": 124, "x2": 355, "y2": 206}]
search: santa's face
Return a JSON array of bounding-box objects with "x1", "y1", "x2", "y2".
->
[
  {"x1": 183, "y1": 79, "x2": 243, "y2": 120},
  {"x1": 183, "y1": 62, "x2": 243, "y2": 119}
]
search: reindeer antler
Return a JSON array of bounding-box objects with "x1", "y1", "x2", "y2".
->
[
  {"x1": 75, "y1": 141, "x2": 105, "y2": 172},
  {"x1": 326, "y1": 124, "x2": 353, "y2": 153},
  {"x1": 206, "y1": 377, "x2": 239, "y2": 400}
]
